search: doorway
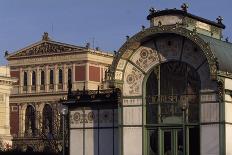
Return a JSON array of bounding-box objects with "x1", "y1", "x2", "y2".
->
[{"x1": 162, "y1": 129, "x2": 183, "y2": 155}]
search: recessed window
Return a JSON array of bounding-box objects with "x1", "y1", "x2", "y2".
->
[
  {"x1": 25, "y1": 105, "x2": 36, "y2": 136},
  {"x1": 41, "y1": 71, "x2": 45, "y2": 85},
  {"x1": 43, "y1": 104, "x2": 53, "y2": 134},
  {"x1": 50, "y1": 70, "x2": 54, "y2": 84},
  {"x1": 59, "y1": 69, "x2": 63, "y2": 84},
  {"x1": 68, "y1": 68, "x2": 72, "y2": 83},
  {"x1": 23, "y1": 72, "x2": 27, "y2": 86},
  {"x1": 32, "y1": 71, "x2": 36, "y2": 86}
]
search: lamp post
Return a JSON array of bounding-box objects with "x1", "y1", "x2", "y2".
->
[
  {"x1": 60, "y1": 105, "x2": 68, "y2": 155},
  {"x1": 181, "y1": 100, "x2": 187, "y2": 155}
]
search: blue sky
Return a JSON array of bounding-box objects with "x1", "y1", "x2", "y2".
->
[{"x1": 0, "y1": 0, "x2": 231, "y2": 65}]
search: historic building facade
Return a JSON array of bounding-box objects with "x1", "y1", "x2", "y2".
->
[
  {"x1": 6, "y1": 33, "x2": 113, "y2": 151},
  {"x1": 66, "y1": 5, "x2": 232, "y2": 155},
  {"x1": 0, "y1": 66, "x2": 16, "y2": 149}
]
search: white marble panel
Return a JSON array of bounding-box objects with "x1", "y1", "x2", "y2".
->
[
  {"x1": 99, "y1": 129, "x2": 113, "y2": 155},
  {"x1": 225, "y1": 78, "x2": 232, "y2": 90},
  {"x1": 115, "y1": 70, "x2": 123, "y2": 80},
  {"x1": 201, "y1": 124, "x2": 219, "y2": 155},
  {"x1": 123, "y1": 106, "x2": 142, "y2": 125},
  {"x1": 99, "y1": 109, "x2": 113, "y2": 127},
  {"x1": 201, "y1": 103, "x2": 219, "y2": 122},
  {"x1": 123, "y1": 127, "x2": 142, "y2": 155},
  {"x1": 200, "y1": 94, "x2": 217, "y2": 102},
  {"x1": 85, "y1": 129, "x2": 98, "y2": 155},
  {"x1": 70, "y1": 109, "x2": 84, "y2": 128},
  {"x1": 225, "y1": 94, "x2": 232, "y2": 102},
  {"x1": 152, "y1": 15, "x2": 183, "y2": 26},
  {"x1": 130, "y1": 46, "x2": 159, "y2": 73},
  {"x1": 117, "y1": 59, "x2": 126, "y2": 70},
  {"x1": 226, "y1": 124, "x2": 232, "y2": 155},
  {"x1": 123, "y1": 98, "x2": 142, "y2": 106},
  {"x1": 123, "y1": 62, "x2": 144, "y2": 96},
  {"x1": 225, "y1": 102, "x2": 232, "y2": 123},
  {"x1": 85, "y1": 109, "x2": 98, "y2": 128},
  {"x1": 70, "y1": 129, "x2": 83, "y2": 155}
]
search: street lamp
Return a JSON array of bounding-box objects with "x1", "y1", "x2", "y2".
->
[
  {"x1": 181, "y1": 99, "x2": 188, "y2": 155},
  {"x1": 60, "y1": 105, "x2": 68, "y2": 155}
]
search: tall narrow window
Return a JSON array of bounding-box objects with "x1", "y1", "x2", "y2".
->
[
  {"x1": 68, "y1": 68, "x2": 72, "y2": 83},
  {"x1": 50, "y1": 70, "x2": 54, "y2": 84},
  {"x1": 41, "y1": 71, "x2": 45, "y2": 85},
  {"x1": 25, "y1": 105, "x2": 36, "y2": 136},
  {"x1": 58, "y1": 69, "x2": 63, "y2": 84},
  {"x1": 43, "y1": 104, "x2": 53, "y2": 135},
  {"x1": 24, "y1": 72, "x2": 27, "y2": 86},
  {"x1": 32, "y1": 71, "x2": 36, "y2": 86}
]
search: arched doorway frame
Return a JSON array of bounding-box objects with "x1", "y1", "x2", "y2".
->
[
  {"x1": 109, "y1": 26, "x2": 220, "y2": 155},
  {"x1": 142, "y1": 60, "x2": 202, "y2": 155}
]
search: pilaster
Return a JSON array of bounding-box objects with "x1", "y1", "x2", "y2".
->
[
  {"x1": 27, "y1": 67, "x2": 31, "y2": 93},
  {"x1": 36, "y1": 66, "x2": 40, "y2": 92},
  {"x1": 45, "y1": 65, "x2": 49, "y2": 92},
  {"x1": 63, "y1": 64, "x2": 67, "y2": 91},
  {"x1": 86, "y1": 63, "x2": 89, "y2": 89},
  {"x1": 19, "y1": 67, "x2": 23, "y2": 94},
  {"x1": 54, "y1": 64, "x2": 58, "y2": 91}
]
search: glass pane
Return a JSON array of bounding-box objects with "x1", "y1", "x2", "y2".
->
[
  {"x1": 149, "y1": 130, "x2": 158, "y2": 155},
  {"x1": 147, "y1": 103, "x2": 158, "y2": 124},
  {"x1": 164, "y1": 131, "x2": 172, "y2": 155},
  {"x1": 189, "y1": 127, "x2": 200, "y2": 155},
  {"x1": 177, "y1": 130, "x2": 183, "y2": 155}
]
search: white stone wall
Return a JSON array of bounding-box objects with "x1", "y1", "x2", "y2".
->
[
  {"x1": 0, "y1": 66, "x2": 16, "y2": 149},
  {"x1": 201, "y1": 124, "x2": 219, "y2": 155},
  {"x1": 69, "y1": 108, "x2": 117, "y2": 155}
]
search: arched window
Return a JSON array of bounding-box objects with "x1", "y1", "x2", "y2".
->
[
  {"x1": 43, "y1": 104, "x2": 53, "y2": 135},
  {"x1": 68, "y1": 68, "x2": 72, "y2": 83},
  {"x1": 24, "y1": 72, "x2": 27, "y2": 86},
  {"x1": 58, "y1": 69, "x2": 63, "y2": 84},
  {"x1": 25, "y1": 105, "x2": 36, "y2": 136},
  {"x1": 41, "y1": 71, "x2": 45, "y2": 85},
  {"x1": 146, "y1": 61, "x2": 201, "y2": 155},
  {"x1": 50, "y1": 70, "x2": 54, "y2": 84},
  {"x1": 32, "y1": 71, "x2": 36, "y2": 86}
]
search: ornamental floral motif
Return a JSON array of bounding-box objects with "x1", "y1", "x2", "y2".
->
[
  {"x1": 130, "y1": 47, "x2": 159, "y2": 73},
  {"x1": 87, "y1": 112, "x2": 95, "y2": 122},
  {"x1": 73, "y1": 112, "x2": 80, "y2": 122}
]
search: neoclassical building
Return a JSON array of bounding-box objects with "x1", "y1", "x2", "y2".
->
[
  {"x1": 6, "y1": 33, "x2": 113, "y2": 151},
  {"x1": 0, "y1": 66, "x2": 16, "y2": 149},
  {"x1": 66, "y1": 5, "x2": 232, "y2": 155}
]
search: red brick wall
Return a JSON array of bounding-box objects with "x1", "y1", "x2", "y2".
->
[
  {"x1": 89, "y1": 66, "x2": 100, "y2": 82},
  {"x1": 75, "y1": 66, "x2": 86, "y2": 81},
  {"x1": 10, "y1": 71, "x2": 19, "y2": 85},
  {"x1": 10, "y1": 104, "x2": 19, "y2": 136}
]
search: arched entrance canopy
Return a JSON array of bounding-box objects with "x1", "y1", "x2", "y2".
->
[{"x1": 109, "y1": 25, "x2": 218, "y2": 86}]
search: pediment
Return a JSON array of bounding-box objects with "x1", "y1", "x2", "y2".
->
[{"x1": 7, "y1": 40, "x2": 83, "y2": 59}]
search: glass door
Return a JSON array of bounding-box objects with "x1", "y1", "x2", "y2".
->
[{"x1": 162, "y1": 129, "x2": 183, "y2": 155}]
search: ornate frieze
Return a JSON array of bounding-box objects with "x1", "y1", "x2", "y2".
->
[
  {"x1": 123, "y1": 63, "x2": 144, "y2": 96},
  {"x1": 130, "y1": 47, "x2": 159, "y2": 73},
  {"x1": 12, "y1": 41, "x2": 80, "y2": 57}
]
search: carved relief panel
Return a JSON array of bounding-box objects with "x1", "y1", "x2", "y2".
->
[
  {"x1": 123, "y1": 63, "x2": 144, "y2": 96},
  {"x1": 130, "y1": 47, "x2": 159, "y2": 73}
]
